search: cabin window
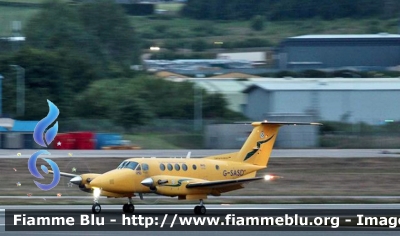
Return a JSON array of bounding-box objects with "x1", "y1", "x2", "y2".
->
[
  {"x1": 160, "y1": 163, "x2": 165, "y2": 171},
  {"x1": 215, "y1": 165, "x2": 219, "y2": 170},
  {"x1": 174, "y1": 164, "x2": 180, "y2": 171},
  {"x1": 192, "y1": 164, "x2": 197, "y2": 170},
  {"x1": 142, "y1": 163, "x2": 149, "y2": 171},
  {"x1": 167, "y1": 163, "x2": 173, "y2": 171},
  {"x1": 182, "y1": 164, "x2": 188, "y2": 171}
]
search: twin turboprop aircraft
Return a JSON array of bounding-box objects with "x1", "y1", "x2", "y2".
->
[{"x1": 56, "y1": 121, "x2": 321, "y2": 215}]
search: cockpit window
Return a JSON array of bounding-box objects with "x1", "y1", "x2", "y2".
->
[
  {"x1": 117, "y1": 161, "x2": 128, "y2": 169},
  {"x1": 117, "y1": 161, "x2": 139, "y2": 170}
]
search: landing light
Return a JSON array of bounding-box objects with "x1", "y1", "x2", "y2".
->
[
  {"x1": 93, "y1": 188, "x2": 101, "y2": 198},
  {"x1": 264, "y1": 175, "x2": 274, "y2": 181}
]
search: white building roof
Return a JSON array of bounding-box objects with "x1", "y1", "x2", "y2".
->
[{"x1": 244, "y1": 78, "x2": 400, "y2": 92}]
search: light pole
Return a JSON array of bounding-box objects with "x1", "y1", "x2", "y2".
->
[
  {"x1": 193, "y1": 85, "x2": 202, "y2": 131},
  {"x1": 10, "y1": 65, "x2": 25, "y2": 117},
  {"x1": 0, "y1": 74, "x2": 3, "y2": 116}
]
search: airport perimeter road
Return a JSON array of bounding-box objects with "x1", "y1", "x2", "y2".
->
[{"x1": 1, "y1": 149, "x2": 400, "y2": 158}]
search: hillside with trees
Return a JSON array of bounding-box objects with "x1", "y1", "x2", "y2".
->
[{"x1": 181, "y1": 0, "x2": 400, "y2": 20}]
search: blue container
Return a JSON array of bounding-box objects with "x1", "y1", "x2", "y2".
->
[{"x1": 95, "y1": 133, "x2": 122, "y2": 149}]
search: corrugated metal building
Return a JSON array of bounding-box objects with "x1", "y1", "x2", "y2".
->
[
  {"x1": 243, "y1": 78, "x2": 400, "y2": 124},
  {"x1": 278, "y1": 34, "x2": 400, "y2": 70},
  {"x1": 0, "y1": 120, "x2": 40, "y2": 149}
]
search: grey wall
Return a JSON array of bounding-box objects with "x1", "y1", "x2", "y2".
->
[
  {"x1": 205, "y1": 124, "x2": 252, "y2": 149},
  {"x1": 245, "y1": 88, "x2": 400, "y2": 124},
  {"x1": 265, "y1": 114, "x2": 319, "y2": 148},
  {"x1": 244, "y1": 88, "x2": 271, "y2": 120}
]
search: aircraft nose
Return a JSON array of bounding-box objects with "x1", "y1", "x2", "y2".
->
[{"x1": 90, "y1": 169, "x2": 135, "y2": 193}]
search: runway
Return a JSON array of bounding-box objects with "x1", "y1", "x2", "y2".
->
[
  {"x1": 2, "y1": 204, "x2": 400, "y2": 235},
  {"x1": 1, "y1": 195, "x2": 400, "y2": 200},
  {"x1": 1, "y1": 149, "x2": 400, "y2": 158}
]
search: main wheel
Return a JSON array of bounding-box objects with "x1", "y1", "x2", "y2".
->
[
  {"x1": 194, "y1": 206, "x2": 200, "y2": 215},
  {"x1": 92, "y1": 203, "x2": 101, "y2": 214},
  {"x1": 123, "y1": 203, "x2": 129, "y2": 213},
  {"x1": 127, "y1": 204, "x2": 135, "y2": 213},
  {"x1": 199, "y1": 206, "x2": 206, "y2": 215}
]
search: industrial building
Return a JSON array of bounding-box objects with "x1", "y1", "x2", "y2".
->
[
  {"x1": 201, "y1": 77, "x2": 400, "y2": 148},
  {"x1": 243, "y1": 78, "x2": 400, "y2": 124},
  {"x1": 277, "y1": 34, "x2": 400, "y2": 70}
]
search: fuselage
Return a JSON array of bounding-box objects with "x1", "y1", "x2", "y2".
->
[{"x1": 89, "y1": 157, "x2": 265, "y2": 195}]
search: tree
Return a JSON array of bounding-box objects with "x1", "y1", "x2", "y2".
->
[
  {"x1": 24, "y1": 0, "x2": 139, "y2": 79},
  {"x1": 250, "y1": 15, "x2": 265, "y2": 31},
  {"x1": 78, "y1": 0, "x2": 140, "y2": 67}
]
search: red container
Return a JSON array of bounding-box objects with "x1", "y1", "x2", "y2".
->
[
  {"x1": 53, "y1": 133, "x2": 75, "y2": 149},
  {"x1": 71, "y1": 132, "x2": 95, "y2": 149},
  {"x1": 75, "y1": 139, "x2": 95, "y2": 150},
  {"x1": 71, "y1": 131, "x2": 95, "y2": 139}
]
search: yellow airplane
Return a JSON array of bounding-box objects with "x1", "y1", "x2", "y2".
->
[{"x1": 57, "y1": 121, "x2": 321, "y2": 215}]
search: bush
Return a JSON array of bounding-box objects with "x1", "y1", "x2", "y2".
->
[
  {"x1": 191, "y1": 39, "x2": 208, "y2": 52},
  {"x1": 250, "y1": 15, "x2": 265, "y2": 31}
]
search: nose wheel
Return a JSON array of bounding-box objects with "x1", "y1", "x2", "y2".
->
[
  {"x1": 194, "y1": 199, "x2": 206, "y2": 215},
  {"x1": 92, "y1": 203, "x2": 101, "y2": 214},
  {"x1": 123, "y1": 197, "x2": 135, "y2": 213}
]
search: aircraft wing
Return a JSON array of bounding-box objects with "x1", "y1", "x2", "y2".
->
[{"x1": 186, "y1": 177, "x2": 263, "y2": 189}]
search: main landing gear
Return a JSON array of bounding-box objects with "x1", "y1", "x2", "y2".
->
[
  {"x1": 194, "y1": 199, "x2": 206, "y2": 215},
  {"x1": 123, "y1": 197, "x2": 135, "y2": 213}
]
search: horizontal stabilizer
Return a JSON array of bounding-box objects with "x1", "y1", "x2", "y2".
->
[
  {"x1": 236, "y1": 121, "x2": 322, "y2": 126},
  {"x1": 186, "y1": 177, "x2": 263, "y2": 189}
]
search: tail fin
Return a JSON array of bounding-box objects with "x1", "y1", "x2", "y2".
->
[{"x1": 234, "y1": 121, "x2": 321, "y2": 166}]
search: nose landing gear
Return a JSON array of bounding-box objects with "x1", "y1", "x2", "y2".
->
[
  {"x1": 194, "y1": 199, "x2": 206, "y2": 215},
  {"x1": 123, "y1": 197, "x2": 135, "y2": 213},
  {"x1": 92, "y1": 188, "x2": 102, "y2": 214}
]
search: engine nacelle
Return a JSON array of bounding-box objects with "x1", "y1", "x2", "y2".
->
[
  {"x1": 70, "y1": 173, "x2": 101, "y2": 193},
  {"x1": 141, "y1": 175, "x2": 210, "y2": 196}
]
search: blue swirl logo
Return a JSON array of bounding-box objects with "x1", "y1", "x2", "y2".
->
[
  {"x1": 28, "y1": 100, "x2": 61, "y2": 191},
  {"x1": 33, "y1": 100, "x2": 59, "y2": 147}
]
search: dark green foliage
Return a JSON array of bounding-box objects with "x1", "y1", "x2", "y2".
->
[
  {"x1": 191, "y1": 39, "x2": 208, "y2": 52},
  {"x1": 0, "y1": 47, "x2": 97, "y2": 119},
  {"x1": 250, "y1": 15, "x2": 264, "y2": 31},
  {"x1": 24, "y1": 0, "x2": 139, "y2": 78},
  {"x1": 76, "y1": 76, "x2": 243, "y2": 129},
  {"x1": 181, "y1": 0, "x2": 400, "y2": 20},
  {"x1": 121, "y1": 3, "x2": 154, "y2": 15}
]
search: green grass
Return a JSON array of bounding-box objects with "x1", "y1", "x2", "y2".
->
[
  {"x1": 0, "y1": 1, "x2": 398, "y2": 49},
  {"x1": 129, "y1": 16, "x2": 400, "y2": 51}
]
